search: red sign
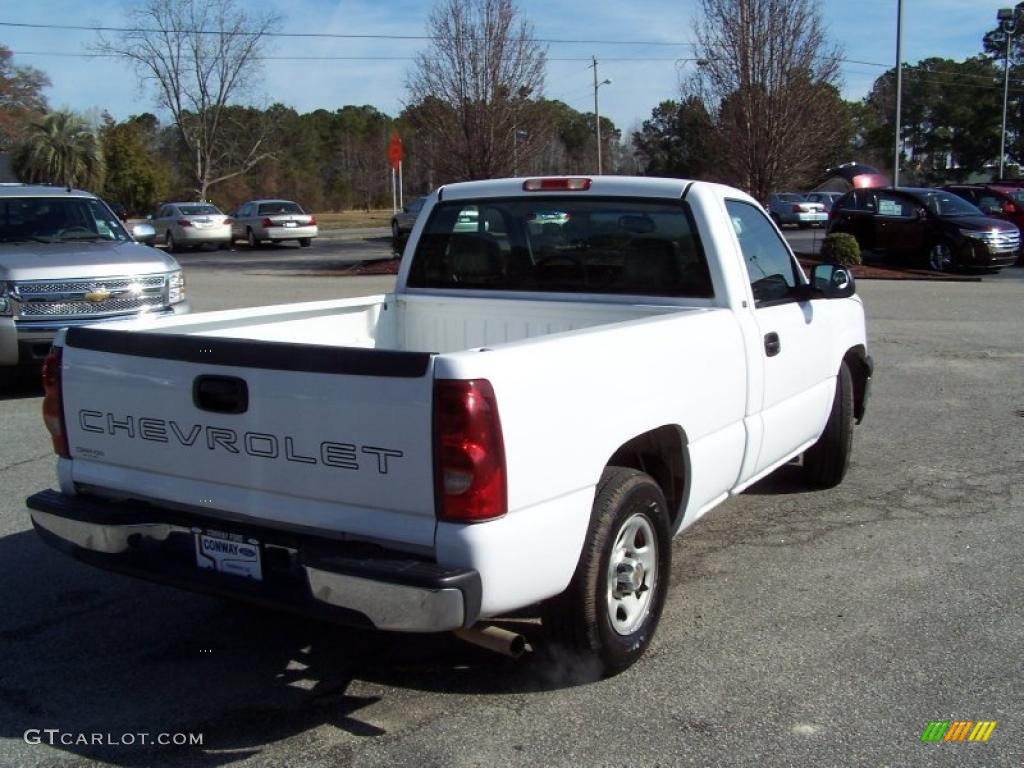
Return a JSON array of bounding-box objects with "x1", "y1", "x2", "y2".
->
[{"x1": 388, "y1": 132, "x2": 403, "y2": 170}]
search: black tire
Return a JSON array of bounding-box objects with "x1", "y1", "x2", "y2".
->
[
  {"x1": 798, "y1": 222, "x2": 810, "y2": 229},
  {"x1": 927, "y1": 239, "x2": 957, "y2": 273},
  {"x1": 771, "y1": 213, "x2": 782, "y2": 228},
  {"x1": 299, "y1": 238, "x2": 312, "y2": 248},
  {"x1": 246, "y1": 228, "x2": 258, "y2": 249},
  {"x1": 542, "y1": 467, "x2": 671, "y2": 677},
  {"x1": 803, "y1": 361, "x2": 853, "y2": 488},
  {"x1": 217, "y1": 242, "x2": 229, "y2": 250},
  {"x1": 166, "y1": 231, "x2": 178, "y2": 253}
]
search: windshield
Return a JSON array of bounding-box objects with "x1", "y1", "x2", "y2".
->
[
  {"x1": 407, "y1": 197, "x2": 713, "y2": 298},
  {"x1": 258, "y1": 201, "x2": 303, "y2": 215},
  {"x1": 178, "y1": 204, "x2": 221, "y2": 216},
  {"x1": 0, "y1": 196, "x2": 131, "y2": 243},
  {"x1": 918, "y1": 191, "x2": 982, "y2": 217}
]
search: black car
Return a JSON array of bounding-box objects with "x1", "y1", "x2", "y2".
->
[{"x1": 827, "y1": 187, "x2": 1020, "y2": 272}]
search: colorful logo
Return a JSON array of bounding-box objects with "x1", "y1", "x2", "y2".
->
[{"x1": 921, "y1": 721, "x2": 997, "y2": 742}]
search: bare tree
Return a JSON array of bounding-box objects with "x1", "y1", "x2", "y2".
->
[
  {"x1": 407, "y1": 0, "x2": 547, "y2": 181},
  {"x1": 692, "y1": 0, "x2": 844, "y2": 200},
  {"x1": 96, "y1": 0, "x2": 279, "y2": 199}
]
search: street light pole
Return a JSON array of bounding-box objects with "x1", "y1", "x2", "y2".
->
[
  {"x1": 591, "y1": 57, "x2": 611, "y2": 175},
  {"x1": 893, "y1": 0, "x2": 904, "y2": 187},
  {"x1": 998, "y1": 7, "x2": 1019, "y2": 180}
]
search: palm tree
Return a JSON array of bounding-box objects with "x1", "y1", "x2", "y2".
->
[{"x1": 13, "y1": 110, "x2": 105, "y2": 189}]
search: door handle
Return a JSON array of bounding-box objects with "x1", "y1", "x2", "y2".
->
[
  {"x1": 193, "y1": 375, "x2": 249, "y2": 414},
  {"x1": 764, "y1": 332, "x2": 781, "y2": 357}
]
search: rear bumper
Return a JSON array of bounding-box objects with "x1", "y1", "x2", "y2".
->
[
  {"x1": 26, "y1": 489, "x2": 481, "y2": 632},
  {"x1": 262, "y1": 226, "x2": 318, "y2": 240},
  {"x1": 175, "y1": 227, "x2": 231, "y2": 243}
]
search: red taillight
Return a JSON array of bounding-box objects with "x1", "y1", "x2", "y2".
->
[
  {"x1": 523, "y1": 177, "x2": 591, "y2": 191},
  {"x1": 308, "y1": 214, "x2": 317, "y2": 225},
  {"x1": 262, "y1": 217, "x2": 275, "y2": 227},
  {"x1": 42, "y1": 347, "x2": 69, "y2": 458},
  {"x1": 792, "y1": 204, "x2": 802, "y2": 213},
  {"x1": 223, "y1": 217, "x2": 232, "y2": 225},
  {"x1": 433, "y1": 379, "x2": 507, "y2": 522},
  {"x1": 176, "y1": 219, "x2": 192, "y2": 227},
  {"x1": 1002, "y1": 201, "x2": 1018, "y2": 214}
]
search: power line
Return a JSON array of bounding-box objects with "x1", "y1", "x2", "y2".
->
[
  {"x1": 5, "y1": 50, "x2": 711, "y2": 63},
  {"x1": 0, "y1": 20, "x2": 701, "y2": 47}
]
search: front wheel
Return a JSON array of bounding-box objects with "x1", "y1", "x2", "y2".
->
[
  {"x1": 802, "y1": 361, "x2": 853, "y2": 488},
  {"x1": 928, "y1": 240, "x2": 957, "y2": 272},
  {"x1": 542, "y1": 467, "x2": 671, "y2": 677}
]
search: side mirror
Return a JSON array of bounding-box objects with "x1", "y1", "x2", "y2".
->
[
  {"x1": 131, "y1": 222, "x2": 156, "y2": 241},
  {"x1": 811, "y1": 263, "x2": 856, "y2": 298},
  {"x1": 146, "y1": 213, "x2": 154, "y2": 220}
]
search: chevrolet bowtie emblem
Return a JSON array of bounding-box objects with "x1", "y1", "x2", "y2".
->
[{"x1": 84, "y1": 288, "x2": 111, "y2": 302}]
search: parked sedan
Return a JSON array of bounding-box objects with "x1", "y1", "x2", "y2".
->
[
  {"x1": 804, "y1": 191, "x2": 843, "y2": 212},
  {"x1": 391, "y1": 197, "x2": 426, "y2": 248},
  {"x1": 767, "y1": 193, "x2": 827, "y2": 228},
  {"x1": 231, "y1": 199, "x2": 317, "y2": 248},
  {"x1": 828, "y1": 186, "x2": 1020, "y2": 272},
  {"x1": 151, "y1": 202, "x2": 231, "y2": 252}
]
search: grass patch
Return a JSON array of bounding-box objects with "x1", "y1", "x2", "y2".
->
[{"x1": 314, "y1": 210, "x2": 394, "y2": 229}]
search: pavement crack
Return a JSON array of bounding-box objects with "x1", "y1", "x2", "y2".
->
[{"x1": 0, "y1": 453, "x2": 52, "y2": 474}]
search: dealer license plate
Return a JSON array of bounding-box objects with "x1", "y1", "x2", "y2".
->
[
  {"x1": 194, "y1": 528, "x2": 262, "y2": 581},
  {"x1": 284, "y1": 221, "x2": 298, "y2": 227}
]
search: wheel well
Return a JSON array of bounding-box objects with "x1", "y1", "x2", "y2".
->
[
  {"x1": 605, "y1": 425, "x2": 688, "y2": 529},
  {"x1": 843, "y1": 345, "x2": 871, "y2": 424}
]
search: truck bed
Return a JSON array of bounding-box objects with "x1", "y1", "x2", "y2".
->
[{"x1": 99, "y1": 293, "x2": 691, "y2": 354}]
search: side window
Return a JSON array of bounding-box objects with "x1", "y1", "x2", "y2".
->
[
  {"x1": 876, "y1": 193, "x2": 910, "y2": 217},
  {"x1": 726, "y1": 199, "x2": 798, "y2": 304},
  {"x1": 975, "y1": 194, "x2": 1001, "y2": 214}
]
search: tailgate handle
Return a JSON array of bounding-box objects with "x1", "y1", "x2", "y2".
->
[{"x1": 193, "y1": 375, "x2": 248, "y2": 414}]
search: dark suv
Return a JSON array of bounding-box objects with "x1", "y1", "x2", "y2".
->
[{"x1": 828, "y1": 187, "x2": 1020, "y2": 272}]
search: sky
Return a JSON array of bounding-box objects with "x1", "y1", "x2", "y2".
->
[{"x1": 0, "y1": 0, "x2": 1010, "y2": 136}]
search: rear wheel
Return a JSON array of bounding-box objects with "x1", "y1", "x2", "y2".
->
[
  {"x1": 542, "y1": 467, "x2": 671, "y2": 677},
  {"x1": 803, "y1": 361, "x2": 853, "y2": 488},
  {"x1": 246, "y1": 229, "x2": 258, "y2": 249},
  {"x1": 166, "y1": 231, "x2": 179, "y2": 253},
  {"x1": 217, "y1": 242, "x2": 229, "y2": 250},
  {"x1": 299, "y1": 238, "x2": 312, "y2": 248}
]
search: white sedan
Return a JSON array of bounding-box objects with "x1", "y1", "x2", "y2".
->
[{"x1": 151, "y1": 202, "x2": 232, "y2": 251}]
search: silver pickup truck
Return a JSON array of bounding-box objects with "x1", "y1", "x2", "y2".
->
[{"x1": 0, "y1": 185, "x2": 191, "y2": 369}]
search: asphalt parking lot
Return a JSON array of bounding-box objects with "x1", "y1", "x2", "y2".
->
[{"x1": 1, "y1": 238, "x2": 1021, "y2": 767}]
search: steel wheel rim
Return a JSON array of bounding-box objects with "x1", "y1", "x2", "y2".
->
[
  {"x1": 247, "y1": 230, "x2": 256, "y2": 248},
  {"x1": 606, "y1": 510, "x2": 658, "y2": 636},
  {"x1": 930, "y1": 243, "x2": 951, "y2": 272}
]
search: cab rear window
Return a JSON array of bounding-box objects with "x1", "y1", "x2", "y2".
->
[{"x1": 406, "y1": 198, "x2": 713, "y2": 298}]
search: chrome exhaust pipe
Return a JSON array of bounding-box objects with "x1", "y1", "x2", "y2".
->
[{"x1": 454, "y1": 624, "x2": 530, "y2": 659}]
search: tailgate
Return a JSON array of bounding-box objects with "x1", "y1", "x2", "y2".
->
[{"x1": 59, "y1": 327, "x2": 438, "y2": 548}]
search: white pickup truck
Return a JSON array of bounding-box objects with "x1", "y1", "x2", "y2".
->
[{"x1": 28, "y1": 177, "x2": 871, "y2": 675}]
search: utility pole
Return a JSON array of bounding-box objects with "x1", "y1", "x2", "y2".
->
[
  {"x1": 593, "y1": 56, "x2": 602, "y2": 174},
  {"x1": 591, "y1": 56, "x2": 611, "y2": 175},
  {"x1": 893, "y1": 0, "x2": 904, "y2": 187}
]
